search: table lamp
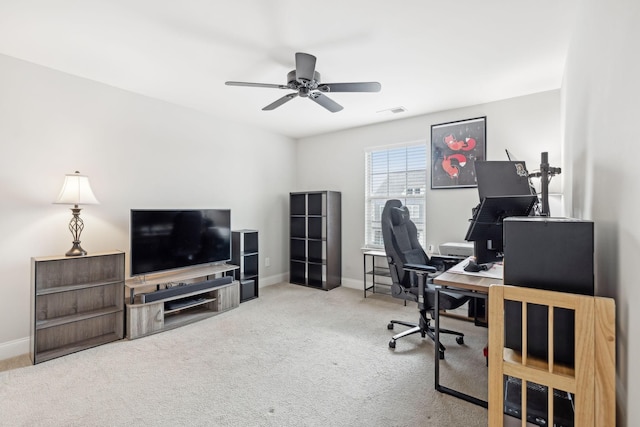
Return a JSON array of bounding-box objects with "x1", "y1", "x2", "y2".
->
[{"x1": 54, "y1": 171, "x2": 100, "y2": 256}]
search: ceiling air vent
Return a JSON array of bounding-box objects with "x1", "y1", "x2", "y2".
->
[{"x1": 377, "y1": 106, "x2": 407, "y2": 114}]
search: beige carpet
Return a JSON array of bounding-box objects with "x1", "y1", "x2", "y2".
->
[{"x1": 0, "y1": 283, "x2": 488, "y2": 426}]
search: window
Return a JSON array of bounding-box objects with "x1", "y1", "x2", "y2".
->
[{"x1": 365, "y1": 143, "x2": 427, "y2": 248}]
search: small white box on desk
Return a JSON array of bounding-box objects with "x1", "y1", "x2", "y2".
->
[{"x1": 439, "y1": 242, "x2": 474, "y2": 257}]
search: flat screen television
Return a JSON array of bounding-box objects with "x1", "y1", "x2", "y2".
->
[{"x1": 130, "y1": 209, "x2": 231, "y2": 276}]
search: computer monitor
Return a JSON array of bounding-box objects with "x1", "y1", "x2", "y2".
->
[
  {"x1": 473, "y1": 239, "x2": 503, "y2": 265},
  {"x1": 464, "y1": 195, "x2": 537, "y2": 264},
  {"x1": 465, "y1": 161, "x2": 537, "y2": 264},
  {"x1": 475, "y1": 160, "x2": 534, "y2": 200}
]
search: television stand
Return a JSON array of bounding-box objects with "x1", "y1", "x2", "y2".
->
[{"x1": 125, "y1": 264, "x2": 240, "y2": 339}]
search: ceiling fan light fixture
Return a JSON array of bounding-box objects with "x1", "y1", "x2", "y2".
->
[{"x1": 226, "y1": 52, "x2": 381, "y2": 112}]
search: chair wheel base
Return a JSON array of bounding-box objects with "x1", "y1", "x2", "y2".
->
[
  {"x1": 389, "y1": 340, "x2": 396, "y2": 349},
  {"x1": 387, "y1": 323, "x2": 394, "y2": 330},
  {"x1": 439, "y1": 350, "x2": 445, "y2": 359},
  {"x1": 456, "y1": 336, "x2": 464, "y2": 345}
]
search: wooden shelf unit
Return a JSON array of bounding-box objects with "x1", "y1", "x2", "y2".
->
[
  {"x1": 125, "y1": 263, "x2": 240, "y2": 339},
  {"x1": 30, "y1": 251, "x2": 125, "y2": 364},
  {"x1": 488, "y1": 284, "x2": 615, "y2": 427}
]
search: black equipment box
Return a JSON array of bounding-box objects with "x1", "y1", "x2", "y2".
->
[{"x1": 502, "y1": 217, "x2": 594, "y2": 366}]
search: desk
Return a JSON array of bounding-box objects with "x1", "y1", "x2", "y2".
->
[
  {"x1": 363, "y1": 250, "x2": 467, "y2": 299},
  {"x1": 433, "y1": 261, "x2": 503, "y2": 408}
]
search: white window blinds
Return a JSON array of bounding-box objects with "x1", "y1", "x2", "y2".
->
[{"x1": 364, "y1": 143, "x2": 427, "y2": 248}]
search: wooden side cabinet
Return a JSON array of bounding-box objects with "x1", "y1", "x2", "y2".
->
[
  {"x1": 231, "y1": 229, "x2": 259, "y2": 302},
  {"x1": 30, "y1": 251, "x2": 125, "y2": 364}
]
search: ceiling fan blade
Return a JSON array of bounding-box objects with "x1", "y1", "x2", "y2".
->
[
  {"x1": 309, "y1": 92, "x2": 343, "y2": 113},
  {"x1": 317, "y1": 82, "x2": 382, "y2": 93},
  {"x1": 295, "y1": 52, "x2": 317, "y2": 82},
  {"x1": 262, "y1": 93, "x2": 298, "y2": 111},
  {"x1": 226, "y1": 81, "x2": 288, "y2": 89}
]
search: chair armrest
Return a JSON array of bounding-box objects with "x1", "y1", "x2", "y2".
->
[{"x1": 404, "y1": 263, "x2": 437, "y2": 274}]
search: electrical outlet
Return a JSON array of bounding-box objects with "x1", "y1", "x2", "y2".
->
[
  {"x1": 428, "y1": 244, "x2": 434, "y2": 253},
  {"x1": 265, "y1": 257, "x2": 270, "y2": 267}
]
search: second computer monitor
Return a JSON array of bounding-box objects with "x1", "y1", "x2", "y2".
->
[{"x1": 475, "y1": 160, "x2": 534, "y2": 200}]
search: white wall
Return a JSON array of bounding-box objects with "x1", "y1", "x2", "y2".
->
[
  {"x1": 295, "y1": 90, "x2": 562, "y2": 286},
  {"x1": 563, "y1": 0, "x2": 640, "y2": 424},
  {"x1": 0, "y1": 54, "x2": 296, "y2": 359}
]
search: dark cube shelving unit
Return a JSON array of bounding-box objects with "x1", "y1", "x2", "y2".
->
[
  {"x1": 289, "y1": 191, "x2": 341, "y2": 290},
  {"x1": 231, "y1": 229, "x2": 259, "y2": 302}
]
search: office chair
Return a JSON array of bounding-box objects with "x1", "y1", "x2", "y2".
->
[{"x1": 381, "y1": 199, "x2": 469, "y2": 358}]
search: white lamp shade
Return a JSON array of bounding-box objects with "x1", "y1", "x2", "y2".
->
[{"x1": 54, "y1": 172, "x2": 100, "y2": 205}]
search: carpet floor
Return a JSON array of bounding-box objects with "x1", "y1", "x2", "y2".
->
[{"x1": 0, "y1": 283, "x2": 489, "y2": 426}]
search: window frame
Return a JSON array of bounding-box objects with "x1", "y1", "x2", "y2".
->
[{"x1": 364, "y1": 141, "x2": 428, "y2": 249}]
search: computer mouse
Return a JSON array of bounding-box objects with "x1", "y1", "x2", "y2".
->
[{"x1": 464, "y1": 260, "x2": 488, "y2": 272}]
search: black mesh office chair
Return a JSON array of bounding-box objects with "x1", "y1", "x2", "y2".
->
[{"x1": 381, "y1": 199, "x2": 469, "y2": 358}]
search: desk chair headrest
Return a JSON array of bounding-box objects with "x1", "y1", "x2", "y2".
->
[{"x1": 391, "y1": 206, "x2": 410, "y2": 226}]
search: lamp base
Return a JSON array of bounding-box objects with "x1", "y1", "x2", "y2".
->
[{"x1": 66, "y1": 242, "x2": 87, "y2": 257}]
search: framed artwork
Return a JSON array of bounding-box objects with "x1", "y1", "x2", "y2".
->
[{"x1": 431, "y1": 116, "x2": 486, "y2": 189}]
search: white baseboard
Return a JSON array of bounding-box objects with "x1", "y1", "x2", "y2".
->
[
  {"x1": 0, "y1": 336, "x2": 29, "y2": 361},
  {"x1": 260, "y1": 274, "x2": 362, "y2": 291},
  {"x1": 259, "y1": 273, "x2": 287, "y2": 287},
  {"x1": 340, "y1": 277, "x2": 363, "y2": 291}
]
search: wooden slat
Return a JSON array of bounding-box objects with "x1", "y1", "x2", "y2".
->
[
  {"x1": 521, "y1": 301, "x2": 528, "y2": 366},
  {"x1": 502, "y1": 285, "x2": 582, "y2": 310},
  {"x1": 503, "y1": 348, "x2": 574, "y2": 376},
  {"x1": 488, "y1": 284, "x2": 505, "y2": 427},
  {"x1": 502, "y1": 361, "x2": 576, "y2": 393},
  {"x1": 595, "y1": 297, "x2": 616, "y2": 427},
  {"x1": 548, "y1": 305, "x2": 554, "y2": 371},
  {"x1": 488, "y1": 284, "x2": 615, "y2": 427},
  {"x1": 574, "y1": 296, "x2": 596, "y2": 426}
]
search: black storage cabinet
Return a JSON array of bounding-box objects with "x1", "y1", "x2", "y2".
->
[
  {"x1": 502, "y1": 217, "x2": 594, "y2": 366},
  {"x1": 289, "y1": 191, "x2": 341, "y2": 290},
  {"x1": 231, "y1": 229, "x2": 259, "y2": 302}
]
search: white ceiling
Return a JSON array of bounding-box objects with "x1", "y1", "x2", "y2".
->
[{"x1": 0, "y1": 0, "x2": 576, "y2": 139}]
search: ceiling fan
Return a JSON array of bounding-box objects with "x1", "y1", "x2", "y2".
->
[{"x1": 225, "y1": 52, "x2": 381, "y2": 112}]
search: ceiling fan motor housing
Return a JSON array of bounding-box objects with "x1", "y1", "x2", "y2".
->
[{"x1": 287, "y1": 70, "x2": 321, "y2": 92}]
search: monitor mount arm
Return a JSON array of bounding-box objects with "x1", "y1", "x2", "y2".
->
[{"x1": 529, "y1": 152, "x2": 561, "y2": 216}]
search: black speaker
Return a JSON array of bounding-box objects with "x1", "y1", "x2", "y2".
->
[
  {"x1": 140, "y1": 276, "x2": 232, "y2": 303},
  {"x1": 502, "y1": 217, "x2": 594, "y2": 366}
]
